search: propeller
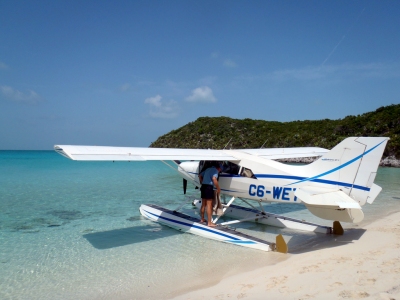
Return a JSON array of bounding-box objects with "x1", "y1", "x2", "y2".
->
[{"x1": 183, "y1": 179, "x2": 187, "y2": 194}]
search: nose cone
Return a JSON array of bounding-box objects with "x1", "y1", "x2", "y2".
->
[{"x1": 178, "y1": 161, "x2": 200, "y2": 183}]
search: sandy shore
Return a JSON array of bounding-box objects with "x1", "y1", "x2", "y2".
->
[{"x1": 172, "y1": 211, "x2": 400, "y2": 300}]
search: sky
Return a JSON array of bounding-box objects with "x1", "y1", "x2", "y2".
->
[{"x1": 1, "y1": 0, "x2": 399, "y2": 149}]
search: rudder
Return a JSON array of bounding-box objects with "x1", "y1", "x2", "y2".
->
[{"x1": 349, "y1": 137, "x2": 389, "y2": 205}]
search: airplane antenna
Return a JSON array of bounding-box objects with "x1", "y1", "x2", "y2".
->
[
  {"x1": 260, "y1": 139, "x2": 268, "y2": 149},
  {"x1": 223, "y1": 138, "x2": 233, "y2": 150}
]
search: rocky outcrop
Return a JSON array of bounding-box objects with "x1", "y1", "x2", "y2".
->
[
  {"x1": 380, "y1": 156, "x2": 400, "y2": 167},
  {"x1": 276, "y1": 156, "x2": 400, "y2": 167},
  {"x1": 276, "y1": 157, "x2": 319, "y2": 164}
]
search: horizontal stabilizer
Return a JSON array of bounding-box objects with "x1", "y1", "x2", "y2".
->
[
  {"x1": 295, "y1": 188, "x2": 361, "y2": 209},
  {"x1": 295, "y1": 187, "x2": 364, "y2": 223}
]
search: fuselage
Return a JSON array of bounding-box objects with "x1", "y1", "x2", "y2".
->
[
  {"x1": 178, "y1": 159, "x2": 331, "y2": 205},
  {"x1": 176, "y1": 146, "x2": 380, "y2": 206}
]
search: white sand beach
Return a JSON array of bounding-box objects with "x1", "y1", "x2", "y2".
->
[{"x1": 172, "y1": 211, "x2": 400, "y2": 300}]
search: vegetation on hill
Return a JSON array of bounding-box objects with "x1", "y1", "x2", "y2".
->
[{"x1": 150, "y1": 104, "x2": 400, "y2": 159}]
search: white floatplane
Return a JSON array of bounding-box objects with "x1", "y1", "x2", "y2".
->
[{"x1": 54, "y1": 136, "x2": 389, "y2": 253}]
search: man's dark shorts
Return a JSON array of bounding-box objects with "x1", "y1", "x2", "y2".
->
[{"x1": 201, "y1": 184, "x2": 214, "y2": 199}]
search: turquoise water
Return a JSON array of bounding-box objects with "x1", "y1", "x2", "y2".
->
[{"x1": 1, "y1": 151, "x2": 399, "y2": 299}]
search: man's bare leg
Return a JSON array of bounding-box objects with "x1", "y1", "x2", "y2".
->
[
  {"x1": 206, "y1": 199, "x2": 216, "y2": 227},
  {"x1": 200, "y1": 199, "x2": 206, "y2": 223}
]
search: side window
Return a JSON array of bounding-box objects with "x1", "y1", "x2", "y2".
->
[
  {"x1": 198, "y1": 160, "x2": 205, "y2": 174},
  {"x1": 221, "y1": 161, "x2": 240, "y2": 175},
  {"x1": 199, "y1": 160, "x2": 214, "y2": 174},
  {"x1": 240, "y1": 167, "x2": 257, "y2": 179}
]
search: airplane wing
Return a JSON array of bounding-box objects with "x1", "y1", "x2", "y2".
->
[
  {"x1": 54, "y1": 145, "x2": 328, "y2": 162},
  {"x1": 241, "y1": 147, "x2": 328, "y2": 159},
  {"x1": 54, "y1": 145, "x2": 238, "y2": 161}
]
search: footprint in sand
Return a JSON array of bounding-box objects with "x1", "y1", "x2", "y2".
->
[
  {"x1": 298, "y1": 294, "x2": 316, "y2": 300},
  {"x1": 381, "y1": 268, "x2": 400, "y2": 274},
  {"x1": 326, "y1": 282, "x2": 343, "y2": 293},
  {"x1": 357, "y1": 278, "x2": 376, "y2": 286},
  {"x1": 266, "y1": 276, "x2": 288, "y2": 289},
  {"x1": 333, "y1": 256, "x2": 353, "y2": 264},
  {"x1": 374, "y1": 227, "x2": 395, "y2": 233},
  {"x1": 369, "y1": 250, "x2": 384, "y2": 255},
  {"x1": 278, "y1": 285, "x2": 290, "y2": 294},
  {"x1": 339, "y1": 290, "x2": 370, "y2": 298},
  {"x1": 382, "y1": 258, "x2": 400, "y2": 266},
  {"x1": 331, "y1": 282, "x2": 343, "y2": 287},
  {"x1": 239, "y1": 284, "x2": 254, "y2": 293},
  {"x1": 299, "y1": 264, "x2": 320, "y2": 274}
]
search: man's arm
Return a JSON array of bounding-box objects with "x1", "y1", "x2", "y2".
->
[{"x1": 212, "y1": 176, "x2": 220, "y2": 195}]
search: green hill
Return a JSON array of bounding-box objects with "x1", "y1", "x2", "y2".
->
[{"x1": 150, "y1": 104, "x2": 400, "y2": 159}]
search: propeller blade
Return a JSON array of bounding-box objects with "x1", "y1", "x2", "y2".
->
[{"x1": 183, "y1": 179, "x2": 187, "y2": 194}]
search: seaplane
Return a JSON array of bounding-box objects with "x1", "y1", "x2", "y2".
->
[{"x1": 54, "y1": 136, "x2": 389, "y2": 253}]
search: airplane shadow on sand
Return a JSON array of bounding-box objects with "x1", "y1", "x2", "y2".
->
[
  {"x1": 83, "y1": 208, "x2": 367, "y2": 254},
  {"x1": 224, "y1": 220, "x2": 367, "y2": 254},
  {"x1": 287, "y1": 228, "x2": 367, "y2": 254},
  {"x1": 83, "y1": 223, "x2": 366, "y2": 253},
  {"x1": 83, "y1": 224, "x2": 180, "y2": 250}
]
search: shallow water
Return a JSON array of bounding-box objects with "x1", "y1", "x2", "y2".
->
[{"x1": 0, "y1": 151, "x2": 399, "y2": 299}]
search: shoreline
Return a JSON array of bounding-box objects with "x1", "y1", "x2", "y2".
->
[
  {"x1": 277, "y1": 156, "x2": 400, "y2": 168},
  {"x1": 171, "y1": 210, "x2": 400, "y2": 300}
]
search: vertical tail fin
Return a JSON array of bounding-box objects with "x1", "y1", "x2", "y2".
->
[
  {"x1": 295, "y1": 137, "x2": 388, "y2": 223},
  {"x1": 302, "y1": 137, "x2": 389, "y2": 205}
]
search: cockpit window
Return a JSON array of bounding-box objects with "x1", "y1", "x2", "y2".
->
[
  {"x1": 199, "y1": 160, "x2": 240, "y2": 176},
  {"x1": 199, "y1": 160, "x2": 215, "y2": 174},
  {"x1": 240, "y1": 167, "x2": 257, "y2": 179},
  {"x1": 198, "y1": 160, "x2": 256, "y2": 179},
  {"x1": 221, "y1": 161, "x2": 240, "y2": 175}
]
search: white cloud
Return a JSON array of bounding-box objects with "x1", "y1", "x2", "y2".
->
[
  {"x1": 210, "y1": 52, "x2": 238, "y2": 68},
  {"x1": 224, "y1": 59, "x2": 237, "y2": 68},
  {"x1": 185, "y1": 86, "x2": 217, "y2": 103},
  {"x1": 0, "y1": 86, "x2": 42, "y2": 104},
  {"x1": 144, "y1": 95, "x2": 179, "y2": 118},
  {"x1": 145, "y1": 95, "x2": 162, "y2": 107}
]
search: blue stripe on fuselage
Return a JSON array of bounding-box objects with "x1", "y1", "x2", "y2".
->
[{"x1": 254, "y1": 174, "x2": 370, "y2": 191}]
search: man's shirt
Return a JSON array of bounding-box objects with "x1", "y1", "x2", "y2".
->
[{"x1": 200, "y1": 166, "x2": 219, "y2": 187}]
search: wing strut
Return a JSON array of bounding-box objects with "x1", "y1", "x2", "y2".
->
[{"x1": 212, "y1": 196, "x2": 236, "y2": 224}]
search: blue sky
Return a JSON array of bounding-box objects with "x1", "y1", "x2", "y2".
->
[{"x1": 1, "y1": 0, "x2": 399, "y2": 149}]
